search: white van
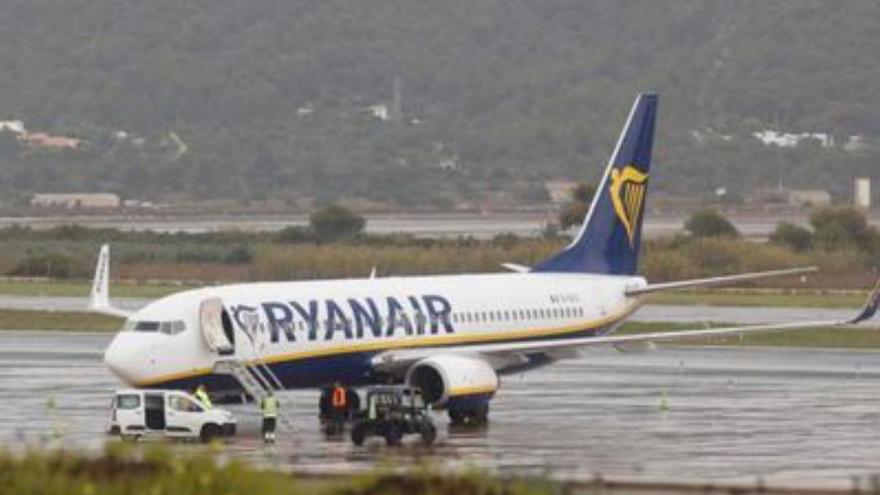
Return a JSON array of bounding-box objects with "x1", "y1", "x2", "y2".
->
[{"x1": 108, "y1": 389, "x2": 237, "y2": 442}]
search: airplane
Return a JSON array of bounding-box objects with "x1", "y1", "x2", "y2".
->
[{"x1": 98, "y1": 93, "x2": 880, "y2": 424}]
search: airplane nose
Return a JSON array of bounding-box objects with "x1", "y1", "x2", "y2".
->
[{"x1": 104, "y1": 332, "x2": 144, "y2": 385}]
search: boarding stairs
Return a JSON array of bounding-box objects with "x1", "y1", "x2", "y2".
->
[{"x1": 213, "y1": 359, "x2": 298, "y2": 433}]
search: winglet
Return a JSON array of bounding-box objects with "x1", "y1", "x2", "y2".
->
[
  {"x1": 849, "y1": 278, "x2": 880, "y2": 325},
  {"x1": 88, "y1": 244, "x2": 131, "y2": 318}
]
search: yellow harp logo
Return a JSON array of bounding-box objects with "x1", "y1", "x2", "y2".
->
[{"x1": 609, "y1": 165, "x2": 649, "y2": 248}]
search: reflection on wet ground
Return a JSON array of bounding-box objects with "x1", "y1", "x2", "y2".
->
[{"x1": 2, "y1": 331, "x2": 880, "y2": 482}]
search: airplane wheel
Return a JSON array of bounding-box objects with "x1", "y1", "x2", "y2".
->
[{"x1": 448, "y1": 404, "x2": 489, "y2": 425}]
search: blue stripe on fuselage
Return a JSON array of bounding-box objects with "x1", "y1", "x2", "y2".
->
[{"x1": 147, "y1": 321, "x2": 618, "y2": 394}]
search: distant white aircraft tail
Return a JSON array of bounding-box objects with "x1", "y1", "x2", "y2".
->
[{"x1": 88, "y1": 244, "x2": 131, "y2": 318}]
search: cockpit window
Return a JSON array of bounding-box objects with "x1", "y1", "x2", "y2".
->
[{"x1": 122, "y1": 320, "x2": 186, "y2": 335}]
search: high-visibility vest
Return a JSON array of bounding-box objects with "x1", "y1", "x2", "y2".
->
[
  {"x1": 261, "y1": 396, "x2": 279, "y2": 418},
  {"x1": 195, "y1": 389, "x2": 212, "y2": 409},
  {"x1": 331, "y1": 387, "x2": 347, "y2": 408}
]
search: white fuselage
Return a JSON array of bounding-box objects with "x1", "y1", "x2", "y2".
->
[{"x1": 103, "y1": 272, "x2": 646, "y2": 390}]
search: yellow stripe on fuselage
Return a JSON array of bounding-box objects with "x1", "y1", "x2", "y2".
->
[
  {"x1": 449, "y1": 385, "x2": 498, "y2": 397},
  {"x1": 135, "y1": 300, "x2": 642, "y2": 387}
]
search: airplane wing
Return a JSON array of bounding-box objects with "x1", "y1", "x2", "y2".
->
[
  {"x1": 626, "y1": 266, "x2": 817, "y2": 296},
  {"x1": 87, "y1": 244, "x2": 133, "y2": 318},
  {"x1": 372, "y1": 279, "x2": 880, "y2": 371}
]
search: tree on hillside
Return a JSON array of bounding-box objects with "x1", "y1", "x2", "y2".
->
[
  {"x1": 684, "y1": 209, "x2": 739, "y2": 238},
  {"x1": 309, "y1": 205, "x2": 366, "y2": 242},
  {"x1": 558, "y1": 183, "x2": 596, "y2": 231}
]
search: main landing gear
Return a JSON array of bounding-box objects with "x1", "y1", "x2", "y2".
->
[{"x1": 447, "y1": 403, "x2": 489, "y2": 426}]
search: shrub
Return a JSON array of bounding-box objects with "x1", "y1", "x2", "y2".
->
[
  {"x1": 223, "y1": 245, "x2": 254, "y2": 264},
  {"x1": 769, "y1": 222, "x2": 813, "y2": 252},
  {"x1": 684, "y1": 209, "x2": 739, "y2": 238},
  {"x1": 557, "y1": 182, "x2": 595, "y2": 231},
  {"x1": 309, "y1": 205, "x2": 366, "y2": 242},
  {"x1": 809, "y1": 207, "x2": 874, "y2": 251}
]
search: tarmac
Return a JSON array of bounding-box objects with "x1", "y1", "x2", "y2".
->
[{"x1": 2, "y1": 330, "x2": 880, "y2": 483}]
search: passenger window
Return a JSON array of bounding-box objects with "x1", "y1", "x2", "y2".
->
[
  {"x1": 116, "y1": 394, "x2": 141, "y2": 409},
  {"x1": 134, "y1": 321, "x2": 160, "y2": 332}
]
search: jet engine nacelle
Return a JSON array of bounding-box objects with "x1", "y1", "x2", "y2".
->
[{"x1": 405, "y1": 355, "x2": 499, "y2": 408}]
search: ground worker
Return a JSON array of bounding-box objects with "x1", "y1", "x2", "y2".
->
[
  {"x1": 194, "y1": 384, "x2": 212, "y2": 409},
  {"x1": 260, "y1": 390, "x2": 279, "y2": 444},
  {"x1": 330, "y1": 382, "x2": 348, "y2": 433}
]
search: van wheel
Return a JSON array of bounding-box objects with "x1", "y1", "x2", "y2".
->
[{"x1": 200, "y1": 424, "x2": 222, "y2": 443}]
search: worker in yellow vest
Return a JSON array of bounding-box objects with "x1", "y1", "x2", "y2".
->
[
  {"x1": 260, "y1": 390, "x2": 279, "y2": 444},
  {"x1": 194, "y1": 384, "x2": 212, "y2": 409}
]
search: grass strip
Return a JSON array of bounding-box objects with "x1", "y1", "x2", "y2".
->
[
  {"x1": 619, "y1": 321, "x2": 880, "y2": 349},
  {"x1": 0, "y1": 309, "x2": 123, "y2": 332},
  {"x1": 646, "y1": 290, "x2": 864, "y2": 308},
  {"x1": 0, "y1": 279, "x2": 199, "y2": 298}
]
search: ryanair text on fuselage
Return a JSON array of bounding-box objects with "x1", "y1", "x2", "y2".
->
[{"x1": 229, "y1": 294, "x2": 455, "y2": 344}]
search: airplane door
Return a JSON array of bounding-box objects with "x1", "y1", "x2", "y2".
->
[{"x1": 199, "y1": 298, "x2": 234, "y2": 355}]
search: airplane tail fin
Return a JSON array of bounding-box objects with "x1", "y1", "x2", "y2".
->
[
  {"x1": 88, "y1": 244, "x2": 132, "y2": 318},
  {"x1": 533, "y1": 93, "x2": 658, "y2": 275}
]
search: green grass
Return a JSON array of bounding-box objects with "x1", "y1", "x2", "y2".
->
[
  {"x1": 0, "y1": 309, "x2": 123, "y2": 332},
  {"x1": 0, "y1": 444, "x2": 556, "y2": 495},
  {"x1": 0, "y1": 279, "x2": 199, "y2": 298}
]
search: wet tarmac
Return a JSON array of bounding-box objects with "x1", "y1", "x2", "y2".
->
[{"x1": 2, "y1": 331, "x2": 880, "y2": 482}]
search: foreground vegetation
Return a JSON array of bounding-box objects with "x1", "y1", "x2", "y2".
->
[{"x1": 0, "y1": 445, "x2": 553, "y2": 495}]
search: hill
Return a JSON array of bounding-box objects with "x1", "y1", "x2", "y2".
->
[{"x1": 0, "y1": 1, "x2": 878, "y2": 206}]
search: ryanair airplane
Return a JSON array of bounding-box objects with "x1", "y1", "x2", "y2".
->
[{"x1": 98, "y1": 94, "x2": 880, "y2": 424}]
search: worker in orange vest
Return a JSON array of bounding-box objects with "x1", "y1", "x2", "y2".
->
[{"x1": 330, "y1": 381, "x2": 348, "y2": 434}]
